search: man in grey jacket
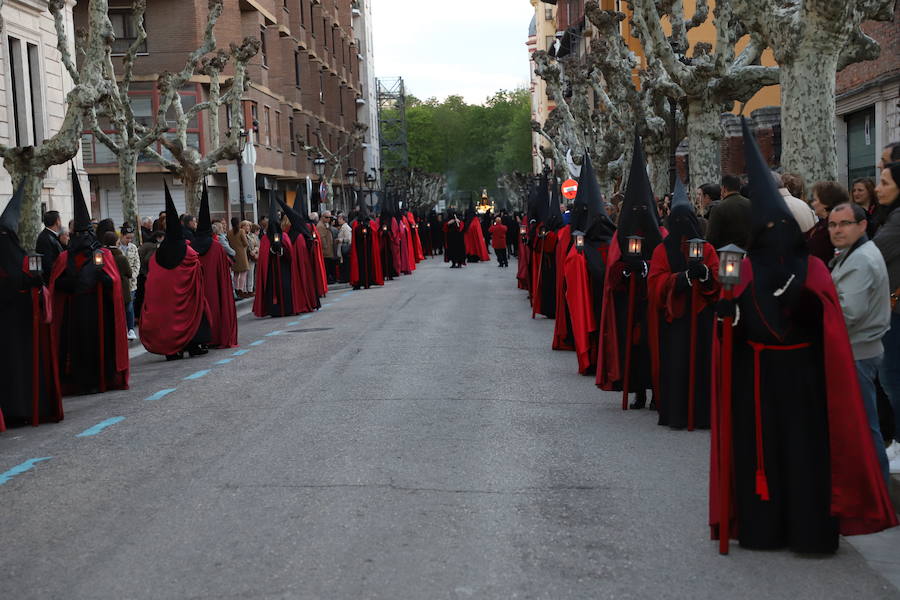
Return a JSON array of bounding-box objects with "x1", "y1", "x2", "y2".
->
[{"x1": 829, "y1": 202, "x2": 891, "y2": 482}]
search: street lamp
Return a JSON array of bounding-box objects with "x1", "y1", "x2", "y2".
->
[
  {"x1": 346, "y1": 167, "x2": 358, "y2": 187},
  {"x1": 313, "y1": 155, "x2": 327, "y2": 178}
]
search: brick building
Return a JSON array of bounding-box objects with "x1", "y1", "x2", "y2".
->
[
  {"x1": 75, "y1": 0, "x2": 370, "y2": 225},
  {"x1": 835, "y1": 5, "x2": 899, "y2": 187}
]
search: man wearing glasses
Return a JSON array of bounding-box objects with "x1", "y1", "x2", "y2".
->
[{"x1": 829, "y1": 201, "x2": 892, "y2": 484}]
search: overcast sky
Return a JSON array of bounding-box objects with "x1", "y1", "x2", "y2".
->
[{"x1": 372, "y1": 0, "x2": 535, "y2": 105}]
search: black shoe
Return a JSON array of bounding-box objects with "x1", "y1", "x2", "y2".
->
[
  {"x1": 629, "y1": 389, "x2": 647, "y2": 410},
  {"x1": 166, "y1": 352, "x2": 184, "y2": 361},
  {"x1": 187, "y1": 344, "x2": 209, "y2": 357}
]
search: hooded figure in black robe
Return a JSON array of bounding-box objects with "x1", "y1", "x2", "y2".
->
[
  {"x1": 379, "y1": 190, "x2": 399, "y2": 279},
  {"x1": 350, "y1": 192, "x2": 383, "y2": 288},
  {"x1": 531, "y1": 174, "x2": 562, "y2": 318},
  {"x1": 429, "y1": 210, "x2": 443, "y2": 255},
  {"x1": 648, "y1": 177, "x2": 720, "y2": 429},
  {"x1": 254, "y1": 191, "x2": 303, "y2": 316},
  {"x1": 596, "y1": 133, "x2": 662, "y2": 409},
  {"x1": 277, "y1": 192, "x2": 319, "y2": 311},
  {"x1": 445, "y1": 210, "x2": 467, "y2": 267},
  {"x1": 0, "y1": 181, "x2": 62, "y2": 429}
]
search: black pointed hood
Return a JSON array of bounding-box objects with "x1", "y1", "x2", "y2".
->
[
  {"x1": 296, "y1": 185, "x2": 311, "y2": 223},
  {"x1": 663, "y1": 176, "x2": 702, "y2": 272},
  {"x1": 571, "y1": 153, "x2": 615, "y2": 242},
  {"x1": 0, "y1": 179, "x2": 25, "y2": 236},
  {"x1": 617, "y1": 132, "x2": 662, "y2": 258},
  {"x1": 546, "y1": 176, "x2": 564, "y2": 231},
  {"x1": 267, "y1": 190, "x2": 285, "y2": 252},
  {"x1": 356, "y1": 187, "x2": 370, "y2": 223},
  {"x1": 277, "y1": 191, "x2": 312, "y2": 244},
  {"x1": 535, "y1": 174, "x2": 550, "y2": 225},
  {"x1": 72, "y1": 165, "x2": 92, "y2": 233},
  {"x1": 155, "y1": 182, "x2": 187, "y2": 269},
  {"x1": 192, "y1": 183, "x2": 214, "y2": 255}
]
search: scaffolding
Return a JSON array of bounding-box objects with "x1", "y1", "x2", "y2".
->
[{"x1": 376, "y1": 77, "x2": 409, "y2": 174}]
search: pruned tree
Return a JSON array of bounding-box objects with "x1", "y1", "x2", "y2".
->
[
  {"x1": 627, "y1": 0, "x2": 780, "y2": 187},
  {"x1": 0, "y1": 0, "x2": 116, "y2": 248},
  {"x1": 302, "y1": 121, "x2": 367, "y2": 205},
  {"x1": 731, "y1": 0, "x2": 896, "y2": 184},
  {"x1": 497, "y1": 171, "x2": 530, "y2": 211},
  {"x1": 384, "y1": 166, "x2": 446, "y2": 213}
]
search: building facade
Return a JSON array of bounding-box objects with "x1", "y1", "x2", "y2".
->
[
  {"x1": 0, "y1": 0, "x2": 85, "y2": 226},
  {"x1": 74, "y1": 0, "x2": 368, "y2": 226},
  {"x1": 352, "y1": 0, "x2": 380, "y2": 183}
]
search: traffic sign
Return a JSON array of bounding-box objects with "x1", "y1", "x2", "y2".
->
[{"x1": 562, "y1": 179, "x2": 579, "y2": 200}]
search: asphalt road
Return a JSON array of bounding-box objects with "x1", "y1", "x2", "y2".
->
[{"x1": 1, "y1": 256, "x2": 898, "y2": 599}]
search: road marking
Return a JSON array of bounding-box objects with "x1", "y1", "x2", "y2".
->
[
  {"x1": 214, "y1": 358, "x2": 234, "y2": 365},
  {"x1": 184, "y1": 369, "x2": 211, "y2": 380},
  {"x1": 321, "y1": 303, "x2": 332, "y2": 307},
  {"x1": 250, "y1": 340, "x2": 266, "y2": 346},
  {"x1": 265, "y1": 330, "x2": 283, "y2": 337},
  {"x1": 232, "y1": 349, "x2": 250, "y2": 356},
  {"x1": 76, "y1": 417, "x2": 125, "y2": 438},
  {"x1": 0, "y1": 457, "x2": 53, "y2": 485},
  {"x1": 287, "y1": 321, "x2": 300, "y2": 326},
  {"x1": 299, "y1": 314, "x2": 312, "y2": 320},
  {"x1": 145, "y1": 389, "x2": 176, "y2": 402}
]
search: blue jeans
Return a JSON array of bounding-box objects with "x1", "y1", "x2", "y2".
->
[
  {"x1": 881, "y1": 312, "x2": 900, "y2": 443},
  {"x1": 858, "y1": 355, "x2": 890, "y2": 485},
  {"x1": 125, "y1": 300, "x2": 135, "y2": 331}
]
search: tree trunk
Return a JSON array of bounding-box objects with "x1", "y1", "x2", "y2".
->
[
  {"x1": 685, "y1": 98, "x2": 721, "y2": 190},
  {"x1": 779, "y1": 50, "x2": 840, "y2": 184},
  {"x1": 10, "y1": 169, "x2": 45, "y2": 251},
  {"x1": 184, "y1": 174, "x2": 203, "y2": 217},
  {"x1": 645, "y1": 143, "x2": 671, "y2": 198},
  {"x1": 118, "y1": 150, "x2": 140, "y2": 241}
]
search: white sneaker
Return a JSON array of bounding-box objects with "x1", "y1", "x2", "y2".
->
[
  {"x1": 889, "y1": 454, "x2": 900, "y2": 474},
  {"x1": 127, "y1": 329, "x2": 137, "y2": 340}
]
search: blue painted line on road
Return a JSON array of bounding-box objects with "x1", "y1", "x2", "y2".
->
[
  {"x1": 214, "y1": 358, "x2": 234, "y2": 365},
  {"x1": 287, "y1": 321, "x2": 300, "y2": 326},
  {"x1": 233, "y1": 349, "x2": 250, "y2": 356},
  {"x1": 265, "y1": 330, "x2": 283, "y2": 337},
  {"x1": 145, "y1": 388, "x2": 176, "y2": 402},
  {"x1": 299, "y1": 314, "x2": 312, "y2": 320},
  {"x1": 184, "y1": 369, "x2": 211, "y2": 380},
  {"x1": 321, "y1": 303, "x2": 332, "y2": 307},
  {"x1": 250, "y1": 340, "x2": 266, "y2": 346},
  {"x1": 76, "y1": 417, "x2": 125, "y2": 438},
  {"x1": 0, "y1": 457, "x2": 53, "y2": 485}
]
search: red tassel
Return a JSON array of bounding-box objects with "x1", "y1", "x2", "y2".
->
[{"x1": 755, "y1": 469, "x2": 770, "y2": 501}]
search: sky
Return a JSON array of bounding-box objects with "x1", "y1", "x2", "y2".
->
[{"x1": 372, "y1": 0, "x2": 535, "y2": 105}]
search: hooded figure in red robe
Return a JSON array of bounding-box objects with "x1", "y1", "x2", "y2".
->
[
  {"x1": 50, "y1": 167, "x2": 129, "y2": 392},
  {"x1": 552, "y1": 173, "x2": 575, "y2": 351},
  {"x1": 139, "y1": 183, "x2": 212, "y2": 360},
  {"x1": 408, "y1": 211, "x2": 425, "y2": 262},
  {"x1": 297, "y1": 186, "x2": 328, "y2": 298},
  {"x1": 0, "y1": 181, "x2": 62, "y2": 429},
  {"x1": 379, "y1": 190, "x2": 401, "y2": 279},
  {"x1": 254, "y1": 191, "x2": 306, "y2": 317},
  {"x1": 464, "y1": 201, "x2": 490, "y2": 263},
  {"x1": 276, "y1": 193, "x2": 319, "y2": 311},
  {"x1": 516, "y1": 187, "x2": 536, "y2": 291},
  {"x1": 531, "y1": 174, "x2": 563, "y2": 319},
  {"x1": 709, "y1": 118, "x2": 897, "y2": 553},
  {"x1": 398, "y1": 204, "x2": 413, "y2": 274},
  {"x1": 563, "y1": 154, "x2": 616, "y2": 374},
  {"x1": 648, "y1": 177, "x2": 719, "y2": 429},
  {"x1": 193, "y1": 184, "x2": 237, "y2": 349},
  {"x1": 350, "y1": 192, "x2": 384, "y2": 289},
  {"x1": 596, "y1": 133, "x2": 663, "y2": 409}
]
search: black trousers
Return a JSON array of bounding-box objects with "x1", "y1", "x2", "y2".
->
[
  {"x1": 495, "y1": 248, "x2": 508, "y2": 266},
  {"x1": 324, "y1": 257, "x2": 337, "y2": 283}
]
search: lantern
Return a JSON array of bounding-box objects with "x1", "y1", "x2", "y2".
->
[
  {"x1": 272, "y1": 231, "x2": 281, "y2": 245},
  {"x1": 519, "y1": 224, "x2": 526, "y2": 237},
  {"x1": 27, "y1": 252, "x2": 42, "y2": 276},
  {"x1": 717, "y1": 244, "x2": 746, "y2": 287},
  {"x1": 362, "y1": 227, "x2": 368, "y2": 235},
  {"x1": 346, "y1": 167, "x2": 358, "y2": 187},
  {"x1": 574, "y1": 232, "x2": 585, "y2": 252},
  {"x1": 93, "y1": 249, "x2": 105, "y2": 267},
  {"x1": 626, "y1": 235, "x2": 644, "y2": 257},
  {"x1": 688, "y1": 238, "x2": 705, "y2": 262},
  {"x1": 382, "y1": 224, "x2": 387, "y2": 232}
]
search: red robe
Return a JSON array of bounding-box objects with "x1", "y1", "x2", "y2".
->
[
  {"x1": 309, "y1": 223, "x2": 328, "y2": 298},
  {"x1": 530, "y1": 227, "x2": 558, "y2": 317},
  {"x1": 50, "y1": 249, "x2": 129, "y2": 391},
  {"x1": 552, "y1": 225, "x2": 574, "y2": 351},
  {"x1": 252, "y1": 233, "x2": 308, "y2": 317},
  {"x1": 709, "y1": 257, "x2": 898, "y2": 539},
  {"x1": 565, "y1": 242, "x2": 610, "y2": 375},
  {"x1": 198, "y1": 240, "x2": 238, "y2": 349},
  {"x1": 140, "y1": 246, "x2": 212, "y2": 356},
  {"x1": 408, "y1": 214, "x2": 425, "y2": 262},
  {"x1": 517, "y1": 216, "x2": 530, "y2": 290},
  {"x1": 290, "y1": 228, "x2": 319, "y2": 311},
  {"x1": 464, "y1": 218, "x2": 490, "y2": 261},
  {"x1": 350, "y1": 221, "x2": 385, "y2": 287}
]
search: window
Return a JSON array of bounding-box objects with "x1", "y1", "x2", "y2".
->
[
  {"x1": 6, "y1": 36, "x2": 45, "y2": 146},
  {"x1": 305, "y1": 123, "x2": 311, "y2": 149},
  {"x1": 250, "y1": 102, "x2": 259, "y2": 141},
  {"x1": 339, "y1": 86, "x2": 344, "y2": 116},
  {"x1": 264, "y1": 106, "x2": 271, "y2": 146},
  {"x1": 289, "y1": 116, "x2": 296, "y2": 153},
  {"x1": 260, "y1": 26, "x2": 268, "y2": 67},
  {"x1": 332, "y1": 26, "x2": 337, "y2": 55},
  {"x1": 300, "y1": 0, "x2": 306, "y2": 25},
  {"x1": 294, "y1": 50, "x2": 302, "y2": 87},
  {"x1": 109, "y1": 8, "x2": 147, "y2": 54},
  {"x1": 275, "y1": 110, "x2": 282, "y2": 150},
  {"x1": 323, "y1": 19, "x2": 328, "y2": 49},
  {"x1": 319, "y1": 72, "x2": 325, "y2": 103},
  {"x1": 545, "y1": 7, "x2": 553, "y2": 20},
  {"x1": 310, "y1": 3, "x2": 315, "y2": 36}
]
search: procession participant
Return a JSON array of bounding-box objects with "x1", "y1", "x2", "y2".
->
[
  {"x1": 419, "y1": 212, "x2": 434, "y2": 257},
  {"x1": 350, "y1": 193, "x2": 384, "y2": 288},
  {"x1": 648, "y1": 177, "x2": 720, "y2": 429},
  {"x1": 531, "y1": 175, "x2": 562, "y2": 319},
  {"x1": 553, "y1": 174, "x2": 576, "y2": 351},
  {"x1": 431, "y1": 211, "x2": 444, "y2": 255},
  {"x1": 139, "y1": 183, "x2": 212, "y2": 360},
  {"x1": 193, "y1": 185, "x2": 237, "y2": 348},
  {"x1": 464, "y1": 201, "x2": 490, "y2": 263},
  {"x1": 378, "y1": 191, "x2": 400, "y2": 279},
  {"x1": 407, "y1": 210, "x2": 425, "y2": 263},
  {"x1": 445, "y1": 211, "x2": 467, "y2": 268},
  {"x1": 517, "y1": 186, "x2": 537, "y2": 291},
  {"x1": 596, "y1": 134, "x2": 663, "y2": 410},
  {"x1": 398, "y1": 201, "x2": 413, "y2": 274},
  {"x1": 0, "y1": 181, "x2": 62, "y2": 428},
  {"x1": 50, "y1": 167, "x2": 129, "y2": 391},
  {"x1": 253, "y1": 192, "x2": 305, "y2": 317},
  {"x1": 276, "y1": 193, "x2": 319, "y2": 311},
  {"x1": 710, "y1": 119, "x2": 897, "y2": 554},
  {"x1": 488, "y1": 217, "x2": 509, "y2": 268},
  {"x1": 300, "y1": 187, "x2": 328, "y2": 298}
]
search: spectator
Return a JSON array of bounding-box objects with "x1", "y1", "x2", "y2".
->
[
  {"x1": 118, "y1": 223, "x2": 140, "y2": 336},
  {"x1": 212, "y1": 221, "x2": 235, "y2": 258},
  {"x1": 58, "y1": 228, "x2": 69, "y2": 249},
  {"x1": 317, "y1": 210, "x2": 337, "y2": 284},
  {"x1": 136, "y1": 230, "x2": 163, "y2": 320},
  {"x1": 697, "y1": 183, "x2": 720, "y2": 219},
  {"x1": 781, "y1": 172, "x2": 806, "y2": 203},
  {"x1": 96, "y1": 218, "x2": 116, "y2": 242},
  {"x1": 874, "y1": 160, "x2": 900, "y2": 472},
  {"x1": 258, "y1": 215, "x2": 269, "y2": 240},
  {"x1": 773, "y1": 171, "x2": 817, "y2": 233},
  {"x1": 488, "y1": 217, "x2": 508, "y2": 268},
  {"x1": 335, "y1": 214, "x2": 352, "y2": 283},
  {"x1": 151, "y1": 210, "x2": 165, "y2": 233},
  {"x1": 807, "y1": 180, "x2": 849, "y2": 264},
  {"x1": 246, "y1": 222, "x2": 260, "y2": 293},
  {"x1": 227, "y1": 217, "x2": 251, "y2": 297},
  {"x1": 309, "y1": 211, "x2": 319, "y2": 225},
  {"x1": 181, "y1": 214, "x2": 197, "y2": 242},
  {"x1": 140, "y1": 216, "x2": 153, "y2": 242},
  {"x1": 852, "y1": 177, "x2": 883, "y2": 237},
  {"x1": 878, "y1": 142, "x2": 900, "y2": 170},
  {"x1": 102, "y1": 231, "x2": 135, "y2": 340},
  {"x1": 35, "y1": 210, "x2": 63, "y2": 284},
  {"x1": 706, "y1": 174, "x2": 752, "y2": 250},
  {"x1": 828, "y1": 202, "x2": 891, "y2": 484}
]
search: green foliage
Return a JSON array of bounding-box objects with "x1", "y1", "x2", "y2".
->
[{"x1": 404, "y1": 88, "x2": 532, "y2": 203}]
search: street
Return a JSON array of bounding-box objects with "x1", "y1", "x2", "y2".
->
[{"x1": 1, "y1": 257, "x2": 898, "y2": 599}]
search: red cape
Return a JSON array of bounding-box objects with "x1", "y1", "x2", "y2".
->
[
  {"x1": 309, "y1": 223, "x2": 328, "y2": 297},
  {"x1": 565, "y1": 241, "x2": 611, "y2": 375},
  {"x1": 389, "y1": 218, "x2": 403, "y2": 275},
  {"x1": 253, "y1": 233, "x2": 308, "y2": 317},
  {"x1": 552, "y1": 225, "x2": 574, "y2": 351},
  {"x1": 517, "y1": 216, "x2": 530, "y2": 290},
  {"x1": 140, "y1": 246, "x2": 212, "y2": 356},
  {"x1": 465, "y1": 218, "x2": 490, "y2": 261},
  {"x1": 198, "y1": 240, "x2": 238, "y2": 349},
  {"x1": 290, "y1": 228, "x2": 319, "y2": 310},
  {"x1": 709, "y1": 257, "x2": 898, "y2": 538},
  {"x1": 408, "y1": 214, "x2": 425, "y2": 262},
  {"x1": 50, "y1": 248, "x2": 129, "y2": 389},
  {"x1": 350, "y1": 221, "x2": 385, "y2": 287}
]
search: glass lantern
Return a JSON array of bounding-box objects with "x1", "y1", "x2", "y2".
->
[
  {"x1": 626, "y1": 235, "x2": 644, "y2": 257},
  {"x1": 717, "y1": 244, "x2": 746, "y2": 287},
  {"x1": 574, "y1": 232, "x2": 585, "y2": 252},
  {"x1": 688, "y1": 238, "x2": 705, "y2": 262},
  {"x1": 93, "y1": 249, "x2": 105, "y2": 267},
  {"x1": 27, "y1": 252, "x2": 42, "y2": 275}
]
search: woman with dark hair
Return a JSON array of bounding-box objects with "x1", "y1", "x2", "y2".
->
[
  {"x1": 874, "y1": 161, "x2": 900, "y2": 472},
  {"x1": 852, "y1": 177, "x2": 883, "y2": 237},
  {"x1": 806, "y1": 180, "x2": 850, "y2": 265}
]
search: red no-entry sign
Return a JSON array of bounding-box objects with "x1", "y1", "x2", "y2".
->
[{"x1": 562, "y1": 179, "x2": 578, "y2": 200}]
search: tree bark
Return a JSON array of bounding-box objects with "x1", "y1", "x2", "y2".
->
[
  {"x1": 118, "y1": 149, "x2": 139, "y2": 235},
  {"x1": 686, "y1": 98, "x2": 722, "y2": 189}
]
